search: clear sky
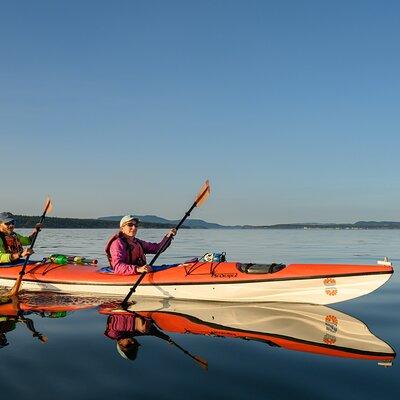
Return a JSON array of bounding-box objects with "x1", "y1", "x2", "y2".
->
[{"x1": 1, "y1": 1, "x2": 399, "y2": 225}]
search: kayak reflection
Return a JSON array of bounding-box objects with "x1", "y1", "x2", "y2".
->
[
  {"x1": 0, "y1": 294, "x2": 104, "y2": 348},
  {"x1": 0, "y1": 294, "x2": 395, "y2": 368},
  {"x1": 100, "y1": 299, "x2": 396, "y2": 368}
]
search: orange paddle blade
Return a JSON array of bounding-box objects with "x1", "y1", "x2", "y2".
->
[
  {"x1": 195, "y1": 180, "x2": 211, "y2": 207},
  {"x1": 43, "y1": 197, "x2": 53, "y2": 214}
]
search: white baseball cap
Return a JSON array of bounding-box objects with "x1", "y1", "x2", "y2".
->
[{"x1": 120, "y1": 215, "x2": 139, "y2": 227}]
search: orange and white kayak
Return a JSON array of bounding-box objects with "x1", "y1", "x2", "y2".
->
[{"x1": 0, "y1": 259, "x2": 393, "y2": 304}]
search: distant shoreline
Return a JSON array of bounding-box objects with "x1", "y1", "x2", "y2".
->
[{"x1": 13, "y1": 215, "x2": 400, "y2": 230}]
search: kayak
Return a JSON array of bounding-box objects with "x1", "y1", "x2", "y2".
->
[
  {"x1": 101, "y1": 299, "x2": 396, "y2": 366},
  {"x1": 0, "y1": 258, "x2": 393, "y2": 304}
]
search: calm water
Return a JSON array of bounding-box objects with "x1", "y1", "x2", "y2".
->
[{"x1": 1, "y1": 229, "x2": 399, "y2": 399}]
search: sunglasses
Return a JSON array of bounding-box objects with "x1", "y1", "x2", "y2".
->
[
  {"x1": 125, "y1": 222, "x2": 138, "y2": 227},
  {"x1": 4, "y1": 221, "x2": 15, "y2": 226}
]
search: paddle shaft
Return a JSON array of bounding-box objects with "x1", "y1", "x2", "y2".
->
[
  {"x1": 121, "y1": 201, "x2": 197, "y2": 306},
  {"x1": 122, "y1": 307, "x2": 207, "y2": 369},
  {"x1": 168, "y1": 337, "x2": 208, "y2": 369},
  {"x1": 20, "y1": 314, "x2": 48, "y2": 343},
  {"x1": 11, "y1": 204, "x2": 51, "y2": 294}
]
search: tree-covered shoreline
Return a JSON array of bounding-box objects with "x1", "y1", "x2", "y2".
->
[{"x1": 13, "y1": 215, "x2": 177, "y2": 229}]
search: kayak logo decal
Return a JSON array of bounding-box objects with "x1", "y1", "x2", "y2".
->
[
  {"x1": 211, "y1": 273, "x2": 237, "y2": 278},
  {"x1": 323, "y1": 314, "x2": 338, "y2": 345},
  {"x1": 324, "y1": 277, "x2": 338, "y2": 296}
]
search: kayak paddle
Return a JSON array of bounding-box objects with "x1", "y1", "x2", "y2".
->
[
  {"x1": 121, "y1": 180, "x2": 211, "y2": 307},
  {"x1": 167, "y1": 336, "x2": 208, "y2": 370},
  {"x1": 6, "y1": 197, "x2": 53, "y2": 297},
  {"x1": 9, "y1": 296, "x2": 48, "y2": 343}
]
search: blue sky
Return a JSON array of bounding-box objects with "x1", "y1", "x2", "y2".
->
[{"x1": 1, "y1": 1, "x2": 399, "y2": 225}]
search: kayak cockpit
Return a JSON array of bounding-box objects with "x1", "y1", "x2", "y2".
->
[{"x1": 237, "y1": 263, "x2": 286, "y2": 274}]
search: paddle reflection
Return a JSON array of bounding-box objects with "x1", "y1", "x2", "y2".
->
[
  {"x1": 0, "y1": 297, "x2": 49, "y2": 348},
  {"x1": 0, "y1": 294, "x2": 395, "y2": 368}
]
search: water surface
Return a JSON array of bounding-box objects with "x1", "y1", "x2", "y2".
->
[{"x1": 1, "y1": 229, "x2": 399, "y2": 399}]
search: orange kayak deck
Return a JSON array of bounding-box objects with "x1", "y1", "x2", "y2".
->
[{"x1": 0, "y1": 261, "x2": 393, "y2": 285}]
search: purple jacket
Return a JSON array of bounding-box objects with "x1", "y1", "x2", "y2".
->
[
  {"x1": 105, "y1": 234, "x2": 171, "y2": 275},
  {"x1": 104, "y1": 314, "x2": 138, "y2": 340},
  {"x1": 104, "y1": 313, "x2": 170, "y2": 342}
]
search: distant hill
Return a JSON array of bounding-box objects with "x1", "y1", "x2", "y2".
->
[
  {"x1": 243, "y1": 221, "x2": 400, "y2": 229},
  {"x1": 98, "y1": 215, "x2": 227, "y2": 229},
  {"x1": 353, "y1": 221, "x2": 400, "y2": 229},
  {"x1": 99, "y1": 215, "x2": 400, "y2": 229}
]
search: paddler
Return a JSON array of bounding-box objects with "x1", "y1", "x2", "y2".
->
[
  {"x1": 105, "y1": 215, "x2": 176, "y2": 275},
  {"x1": 0, "y1": 212, "x2": 43, "y2": 265}
]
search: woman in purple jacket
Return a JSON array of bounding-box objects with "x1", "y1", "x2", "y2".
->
[{"x1": 105, "y1": 215, "x2": 176, "y2": 275}]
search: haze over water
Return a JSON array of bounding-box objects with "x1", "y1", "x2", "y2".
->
[{"x1": 1, "y1": 229, "x2": 399, "y2": 399}]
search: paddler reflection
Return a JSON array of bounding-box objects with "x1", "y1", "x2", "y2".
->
[
  {"x1": 0, "y1": 298, "x2": 48, "y2": 348},
  {"x1": 102, "y1": 303, "x2": 208, "y2": 368},
  {"x1": 104, "y1": 311, "x2": 171, "y2": 361}
]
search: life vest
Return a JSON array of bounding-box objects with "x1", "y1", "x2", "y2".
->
[
  {"x1": 0, "y1": 232, "x2": 23, "y2": 255},
  {"x1": 104, "y1": 313, "x2": 151, "y2": 339},
  {"x1": 105, "y1": 232, "x2": 146, "y2": 268}
]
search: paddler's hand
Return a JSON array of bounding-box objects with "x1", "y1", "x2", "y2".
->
[
  {"x1": 21, "y1": 248, "x2": 34, "y2": 257},
  {"x1": 137, "y1": 265, "x2": 152, "y2": 273},
  {"x1": 32, "y1": 223, "x2": 43, "y2": 235},
  {"x1": 29, "y1": 223, "x2": 43, "y2": 240},
  {"x1": 167, "y1": 228, "x2": 177, "y2": 238},
  {"x1": 12, "y1": 248, "x2": 33, "y2": 260}
]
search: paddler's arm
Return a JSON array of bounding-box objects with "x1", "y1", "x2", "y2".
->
[
  {"x1": 139, "y1": 229, "x2": 177, "y2": 254},
  {"x1": 16, "y1": 233, "x2": 32, "y2": 246},
  {"x1": 0, "y1": 235, "x2": 32, "y2": 263},
  {"x1": 0, "y1": 241, "x2": 12, "y2": 264},
  {"x1": 15, "y1": 233, "x2": 35, "y2": 259},
  {"x1": 0, "y1": 250, "x2": 21, "y2": 263},
  {"x1": 28, "y1": 223, "x2": 43, "y2": 242}
]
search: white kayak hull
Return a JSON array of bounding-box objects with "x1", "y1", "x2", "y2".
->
[{"x1": 0, "y1": 271, "x2": 392, "y2": 304}]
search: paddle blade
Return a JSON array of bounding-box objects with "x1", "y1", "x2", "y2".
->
[
  {"x1": 194, "y1": 355, "x2": 209, "y2": 371},
  {"x1": 39, "y1": 335, "x2": 48, "y2": 344},
  {"x1": 43, "y1": 197, "x2": 53, "y2": 214},
  {"x1": 195, "y1": 180, "x2": 211, "y2": 207}
]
